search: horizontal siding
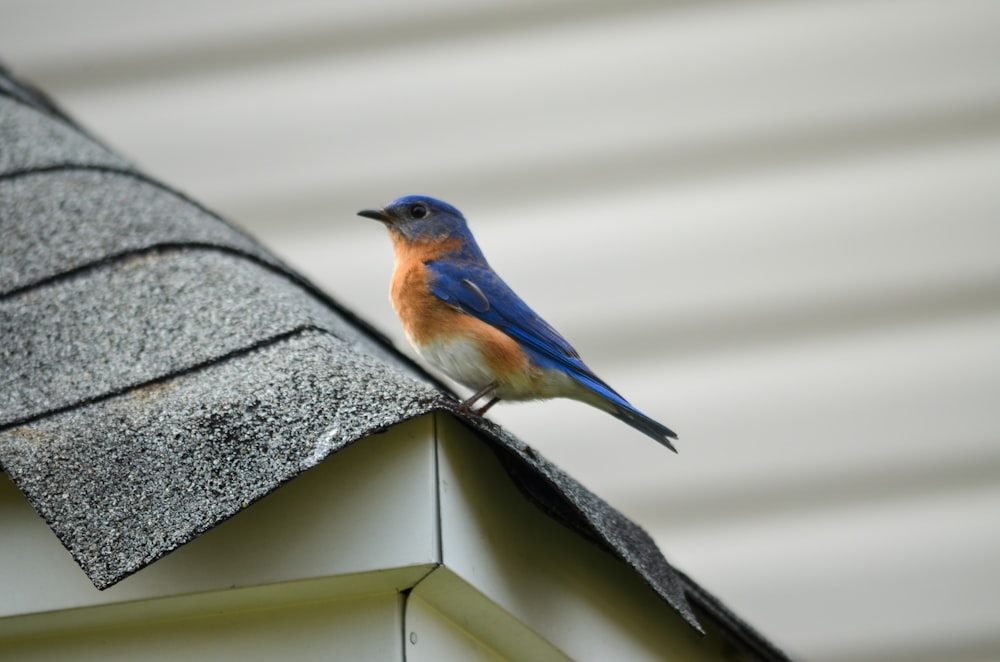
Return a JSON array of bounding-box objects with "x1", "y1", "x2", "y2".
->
[{"x1": 3, "y1": 1, "x2": 999, "y2": 659}]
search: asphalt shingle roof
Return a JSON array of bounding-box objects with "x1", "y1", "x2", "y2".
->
[{"x1": 0, "y1": 65, "x2": 788, "y2": 660}]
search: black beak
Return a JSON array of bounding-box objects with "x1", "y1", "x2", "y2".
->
[{"x1": 358, "y1": 208, "x2": 390, "y2": 222}]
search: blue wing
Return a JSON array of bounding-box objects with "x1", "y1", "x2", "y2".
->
[
  {"x1": 426, "y1": 259, "x2": 593, "y2": 376},
  {"x1": 426, "y1": 259, "x2": 677, "y2": 448}
]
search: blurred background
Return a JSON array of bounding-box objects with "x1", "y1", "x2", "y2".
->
[{"x1": 3, "y1": 0, "x2": 999, "y2": 659}]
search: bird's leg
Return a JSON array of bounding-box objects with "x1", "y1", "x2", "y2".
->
[
  {"x1": 458, "y1": 383, "x2": 498, "y2": 412},
  {"x1": 472, "y1": 396, "x2": 500, "y2": 416}
]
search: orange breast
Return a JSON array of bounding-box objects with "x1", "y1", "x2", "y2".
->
[{"x1": 388, "y1": 235, "x2": 530, "y2": 382}]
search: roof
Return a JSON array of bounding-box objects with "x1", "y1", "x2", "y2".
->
[{"x1": 0, "y1": 65, "x2": 789, "y2": 660}]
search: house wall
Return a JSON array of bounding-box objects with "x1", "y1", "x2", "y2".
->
[{"x1": 2, "y1": 2, "x2": 999, "y2": 660}]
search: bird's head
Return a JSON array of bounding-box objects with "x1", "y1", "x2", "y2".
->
[{"x1": 358, "y1": 195, "x2": 472, "y2": 244}]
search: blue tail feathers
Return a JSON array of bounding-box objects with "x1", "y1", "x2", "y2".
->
[
  {"x1": 612, "y1": 404, "x2": 678, "y2": 452},
  {"x1": 569, "y1": 368, "x2": 678, "y2": 451}
]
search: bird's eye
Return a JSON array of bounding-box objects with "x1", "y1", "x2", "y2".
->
[{"x1": 410, "y1": 204, "x2": 427, "y2": 219}]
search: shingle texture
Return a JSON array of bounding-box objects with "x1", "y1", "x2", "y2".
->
[
  {"x1": 0, "y1": 170, "x2": 273, "y2": 294},
  {"x1": 0, "y1": 66, "x2": 788, "y2": 659}
]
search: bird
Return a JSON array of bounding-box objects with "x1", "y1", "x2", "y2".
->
[{"x1": 358, "y1": 195, "x2": 678, "y2": 451}]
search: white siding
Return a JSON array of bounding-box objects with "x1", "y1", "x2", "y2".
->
[{"x1": 3, "y1": 1, "x2": 999, "y2": 659}]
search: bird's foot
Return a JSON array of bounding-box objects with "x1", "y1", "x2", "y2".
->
[
  {"x1": 472, "y1": 397, "x2": 500, "y2": 416},
  {"x1": 458, "y1": 383, "x2": 499, "y2": 416}
]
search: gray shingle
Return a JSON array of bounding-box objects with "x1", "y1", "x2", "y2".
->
[
  {"x1": 0, "y1": 170, "x2": 273, "y2": 294},
  {"x1": 2, "y1": 330, "x2": 442, "y2": 589},
  {"x1": 0, "y1": 95, "x2": 128, "y2": 173},
  {"x1": 0, "y1": 249, "x2": 411, "y2": 425}
]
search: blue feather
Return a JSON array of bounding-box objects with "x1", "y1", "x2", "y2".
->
[{"x1": 426, "y1": 259, "x2": 677, "y2": 450}]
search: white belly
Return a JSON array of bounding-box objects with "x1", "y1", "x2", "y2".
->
[
  {"x1": 414, "y1": 334, "x2": 591, "y2": 403},
  {"x1": 415, "y1": 335, "x2": 498, "y2": 391}
]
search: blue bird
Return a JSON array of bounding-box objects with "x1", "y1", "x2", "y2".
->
[{"x1": 358, "y1": 195, "x2": 677, "y2": 451}]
